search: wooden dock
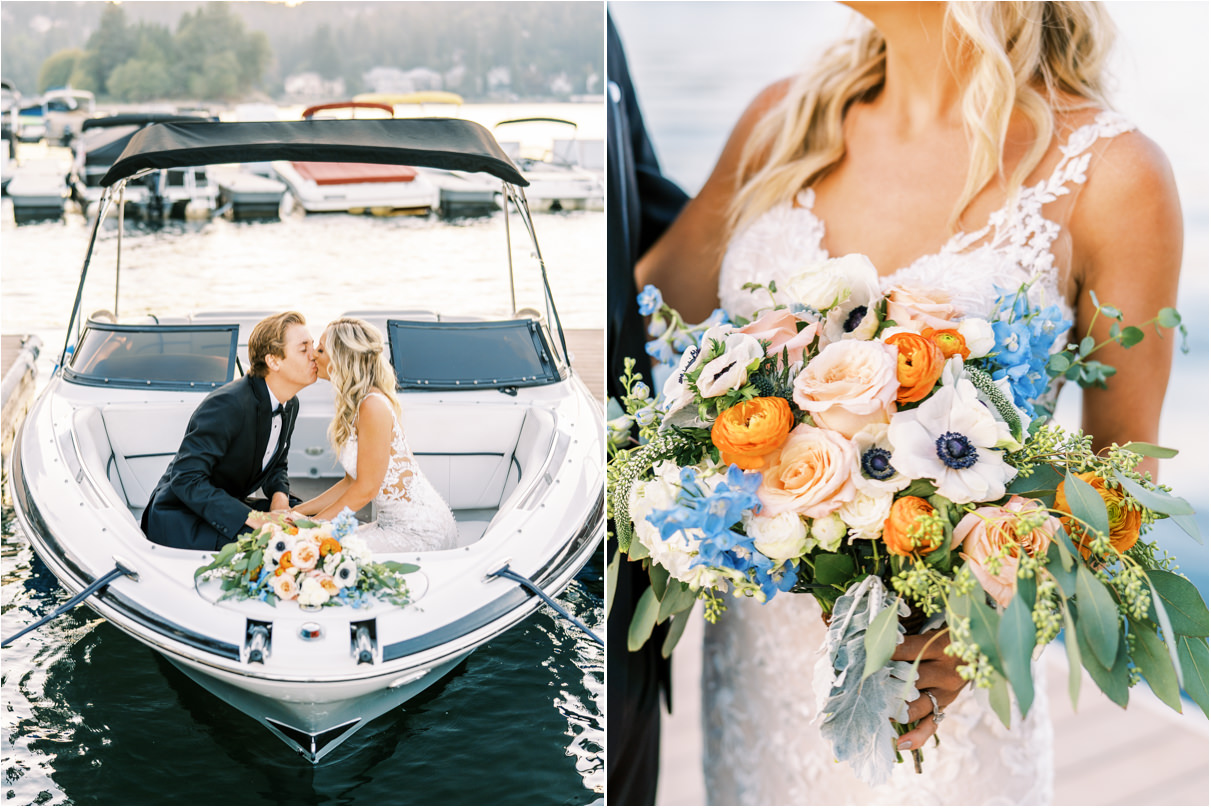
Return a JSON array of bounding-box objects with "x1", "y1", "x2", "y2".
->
[
  {"x1": 1, "y1": 334, "x2": 42, "y2": 459},
  {"x1": 656, "y1": 610, "x2": 1209, "y2": 806},
  {"x1": 565, "y1": 328, "x2": 604, "y2": 405}
]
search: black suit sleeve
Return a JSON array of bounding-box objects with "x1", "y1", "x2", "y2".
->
[{"x1": 167, "y1": 393, "x2": 254, "y2": 539}]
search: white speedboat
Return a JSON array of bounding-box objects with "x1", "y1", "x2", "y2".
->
[
  {"x1": 272, "y1": 102, "x2": 440, "y2": 216},
  {"x1": 70, "y1": 112, "x2": 219, "y2": 220},
  {"x1": 7, "y1": 117, "x2": 604, "y2": 763},
  {"x1": 495, "y1": 117, "x2": 604, "y2": 212},
  {"x1": 42, "y1": 87, "x2": 96, "y2": 146}
]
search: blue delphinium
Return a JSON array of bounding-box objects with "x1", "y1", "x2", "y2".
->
[
  {"x1": 646, "y1": 465, "x2": 799, "y2": 602},
  {"x1": 331, "y1": 508, "x2": 359, "y2": 540},
  {"x1": 980, "y1": 287, "x2": 1071, "y2": 418},
  {"x1": 638, "y1": 284, "x2": 664, "y2": 316}
]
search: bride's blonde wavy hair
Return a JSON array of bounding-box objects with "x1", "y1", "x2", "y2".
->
[
  {"x1": 730, "y1": 1, "x2": 1114, "y2": 233},
  {"x1": 324, "y1": 318, "x2": 402, "y2": 451}
]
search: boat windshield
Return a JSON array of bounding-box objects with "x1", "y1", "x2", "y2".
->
[
  {"x1": 388, "y1": 319, "x2": 563, "y2": 390},
  {"x1": 65, "y1": 322, "x2": 238, "y2": 391}
]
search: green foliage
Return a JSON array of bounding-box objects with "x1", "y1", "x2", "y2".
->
[{"x1": 36, "y1": 48, "x2": 84, "y2": 93}]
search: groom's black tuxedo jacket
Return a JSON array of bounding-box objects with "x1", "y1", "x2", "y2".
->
[
  {"x1": 141, "y1": 373, "x2": 298, "y2": 551},
  {"x1": 607, "y1": 14, "x2": 690, "y2": 806}
]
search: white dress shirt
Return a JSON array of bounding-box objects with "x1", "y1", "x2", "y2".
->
[{"x1": 262, "y1": 387, "x2": 283, "y2": 471}]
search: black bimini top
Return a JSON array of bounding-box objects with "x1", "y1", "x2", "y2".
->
[{"x1": 100, "y1": 117, "x2": 528, "y2": 187}]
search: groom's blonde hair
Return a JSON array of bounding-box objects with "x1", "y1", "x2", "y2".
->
[
  {"x1": 323, "y1": 318, "x2": 403, "y2": 451},
  {"x1": 730, "y1": 1, "x2": 1114, "y2": 233},
  {"x1": 248, "y1": 311, "x2": 306, "y2": 378}
]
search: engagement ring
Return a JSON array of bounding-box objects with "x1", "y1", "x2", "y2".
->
[{"x1": 926, "y1": 691, "x2": 945, "y2": 724}]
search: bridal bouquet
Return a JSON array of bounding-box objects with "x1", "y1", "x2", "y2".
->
[
  {"x1": 195, "y1": 508, "x2": 418, "y2": 609},
  {"x1": 606, "y1": 254, "x2": 1208, "y2": 784}
]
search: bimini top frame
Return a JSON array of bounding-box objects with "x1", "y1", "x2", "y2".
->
[{"x1": 61, "y1": 118, "x2": 570, "y2": 372}]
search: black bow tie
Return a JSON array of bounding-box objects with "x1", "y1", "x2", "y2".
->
[{"x1": 271, "y1": 404, "x2": 284, "y2": 417}]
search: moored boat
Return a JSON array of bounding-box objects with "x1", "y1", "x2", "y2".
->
[
  {"x1": 495, "y1": 117, "x2": 604, "y2": 212},
  {"x1": 272, "y1": 103, "x2": 439, "y2": 216},
  {"x1": 7, "y1": 117, "x2": 604, "y2": 763}
]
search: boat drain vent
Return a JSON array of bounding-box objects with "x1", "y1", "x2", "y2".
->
[
  {"x1": 351, "y1": 620, "x2": 377, "y2": 664},
  {"x1": 245, "y1": 620, "x2": 272, "y2": 664}
]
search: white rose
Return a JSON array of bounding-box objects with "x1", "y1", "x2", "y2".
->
[
  {"x1": 784, "y1": 254, "x2": 881, "y2": 312},
  {"x1": 808, "y1": 512, "x2": 848, "y2": 552},
  {"x1": 957, "y1": 317, "x2": 996, "y2": 358},
  {"x1": 628, "y1": 475, "x2": 680, "y2": 553},
  {"x1": 340, "y1": 534, "x2": 373, "y2": 564},
  {"x1": 837, "y1": 490, "x2": 895, "y2": 540},
  {"x1": 695, "y1": 332, "x2": 765, "y2": 398},
  {"x1": 749, "y1": 512, "x2": 810, "y2": 563},
  {"x1": 297, "y1": 576, "x2": 330, "y2": 607}
]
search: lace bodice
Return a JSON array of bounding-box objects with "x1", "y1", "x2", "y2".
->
[
  {"x1": 704, "y1": 111, "x2": 1135, "y2": 805},
  {"x1": 339, "y1": 392, "x2": 457, "y2": 552},
  {"x1": 720, "y1": 110, "x2": 1135, "y2": 327}
]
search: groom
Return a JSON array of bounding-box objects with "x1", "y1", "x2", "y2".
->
[
  {"x1": 607, "y1": 14, "x2": 690, "y2": 806},
  {"x1": 141, "y1": 311, "x2": 318, "y2": 551}
]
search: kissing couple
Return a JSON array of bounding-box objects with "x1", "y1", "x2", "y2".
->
[{"x1": 140, "y1": 311, "x2": 458, "y2": 555}]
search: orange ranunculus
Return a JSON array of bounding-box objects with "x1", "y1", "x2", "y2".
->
[
  {"x1": 277, "y1": 550, "x2": 293, "y2": 572},
  {"x1": 883, "y1": 332, "x2": 945, "y2": 404},
  {"x1": 284, "y1": 525, "x2": 299, "y2": 536},
  {"x1": 883, "y1": 496, "x2": 942, "y2": 556},
  {"x1": 921, "y1": 327, "x2": 971, "y2": 360},
  {"x1": 1054, "y1": 472, "x2": 1142, "y2": 557},
  {"x1": 319, "y1": 537, "x2": 342, "y2": 557},
  {"x1": 712, "y1": 397, "x2": 795, "y2": 470}
]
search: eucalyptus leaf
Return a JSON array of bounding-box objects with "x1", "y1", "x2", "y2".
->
[
  {"x1": 1146, "y1": 574, "x2": 1183, "y2": 688},
  {"x1": 657, "y1": 580, "x2": 700, "y2": 623},
  {"x1": 1177, "y1": 636, "x2": 1210, "y2": 717},
  {"x1": 1145, "y1": 570, "x2": 1210, "y2": 637},
  {"x1": 1075, "y1": 565, "x2": 1121, "y2": 669},
  {"x1": 1062, "y1": 471, "x2": 1109, "y2": 542},
  {"x1": 1127, "y1": 617, "x2": 1183, "y2": 711},
  {"x1": 964, "y1": 588, "x2": 1006, "y2": 678},
  {"x1": 1117, "y1": 325, "x2": 1144, "y2": 348},
  {"x1": 998, "y1": 596, "x2": 1036, "y2": 715},
  {"x1": 650, "y1": 562, "x2": 671, "y2": 601},
  {"x1": 1112, "y1": 473, "x2": 1195, "y2": 516},
  {"x1": 862, "y1": 602, "x2": 902, "y2": 681},
  {"x1": 1170, "y1": 511, "x2": 1204, "y2": 544},
  {"x1": 1157, "y1": 307, "x2": 1182, "y2": 329},
  {"x1": 605, "y1": 548, "x2": 620, "y2": 618},
  {"x1": 627, "y1": 586, "x2": 660, "y2": 651},
  {"x1": 628, "y1": 536, "x2": 650, "y2": 561},
  {"x1": 1119, "y1": 442, "x2": 1179, "y2": 459},
  {"x1": 1077, "y1": 626, "x2": 1129, "y2": 707},
  {"x1": 661, "y1": 607, "x2": 693, "y2": 659},
  {"x1": 987, "y1": 671, "x2": 1013, "y2": 729},
  {"x1": 1061, "y1": 601, "x2": 1082, "y2": 710}
]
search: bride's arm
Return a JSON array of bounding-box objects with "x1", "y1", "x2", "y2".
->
[
  {"x1": 313, "y1": 397, "x2": 393, "y2": 522},
  {"x1": 635, "y1": 79, "x2": 792, "y2": 323},
  {"x1": 1068, "y1": 130, "x2": 1183, "y2": 479},
  {"x1": 294, "y1": 475, "x2": 353, "y2": 517}
]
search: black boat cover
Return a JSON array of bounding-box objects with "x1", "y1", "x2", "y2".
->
[
  {"x1": 81, "y1": 112, "x2": 212, "y2": 132},
  {"x1": 100, "y1": 117, "x2": 528, "y2": 187}
]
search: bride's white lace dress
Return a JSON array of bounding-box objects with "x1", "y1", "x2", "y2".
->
[
  {"x1": 338, "y1": 392, "x2": 458, "y2": 552},
  {"x1": 705, "y1": 110, "x2": 1134, "y2": 805}
]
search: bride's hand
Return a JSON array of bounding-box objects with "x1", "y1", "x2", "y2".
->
[{"x1": 892, "y1": 628, "x2": 968, "y2": 751}]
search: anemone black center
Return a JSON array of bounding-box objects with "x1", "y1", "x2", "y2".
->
[{"x1": 935, "y1": 430, "x2": 978, "y2": 470}]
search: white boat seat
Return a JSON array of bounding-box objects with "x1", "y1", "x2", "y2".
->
[
  {"x1": 99, "y1": 402, "x2": 194, "y2": 510},
  {"x1": 401, "y1": 404, "x2": 527, "y2": 511}
]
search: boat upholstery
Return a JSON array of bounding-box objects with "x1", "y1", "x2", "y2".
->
[{"x1": 70, "y1": 396, "x2": 555, "y2": 549}]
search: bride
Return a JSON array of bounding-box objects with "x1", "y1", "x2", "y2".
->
[
  {"x1": 636, "y1": 2, "x2": 1181, "y2": 804},
  {"x1": 294, "y1": 317, "x2": 458, "y2": 553}
]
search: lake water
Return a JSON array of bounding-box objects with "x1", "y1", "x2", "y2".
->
[
  {"x1": 611, "y1": 1, "x2": 1210, "y2": 600},
  {"x1": 0, "y1": 103, "x2": 605, "y2": 806}
]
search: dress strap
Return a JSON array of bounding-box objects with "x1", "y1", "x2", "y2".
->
[{"x1": 1037, "y1": 109, "x2": 1136, "y2": 198}]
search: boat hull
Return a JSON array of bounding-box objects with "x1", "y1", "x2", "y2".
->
[{"x1": 166, "y1": 651, "x2": 468, "y2": 762}]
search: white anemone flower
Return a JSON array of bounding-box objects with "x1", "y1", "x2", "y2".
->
[
  {"x1": 334, "y1": 559, "x2": 359, "y2": 589},
  {"x1": 886, "y1": 364, "x2": 1017, "y2": 503},
  {"x1": 851, "y1": 423, "x2": 912, "y2": 495}
]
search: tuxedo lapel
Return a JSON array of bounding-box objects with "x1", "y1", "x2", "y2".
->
[{"x1": 250, "y1": 375, "x2": 272, "y2": 479}]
